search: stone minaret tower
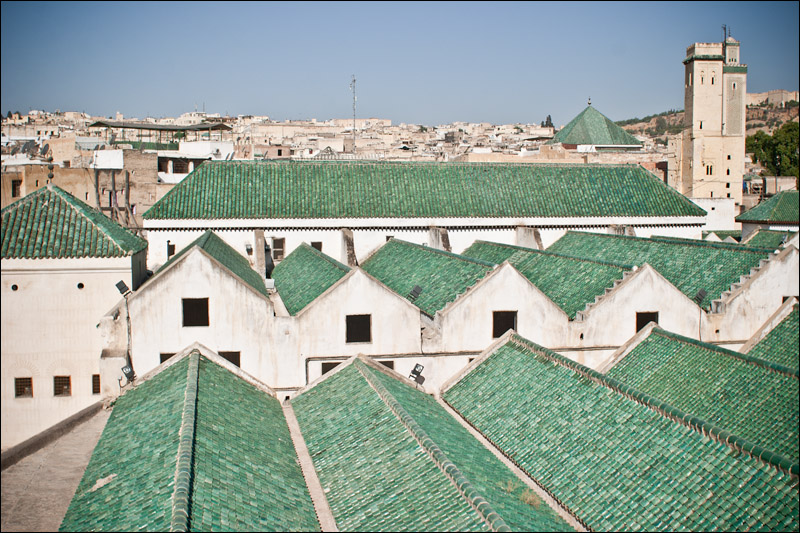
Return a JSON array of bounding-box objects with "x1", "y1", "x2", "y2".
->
[{"x1": 679, "y1": 33, "x2": 747, "y2": 206}]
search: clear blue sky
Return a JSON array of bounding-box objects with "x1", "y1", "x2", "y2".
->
[{"x1": 2, "y1": 1, "x2": 798, "y2": 127}]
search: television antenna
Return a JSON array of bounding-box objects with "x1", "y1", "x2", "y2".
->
[{"x1": 349, "y1": 75, "x2": 357, "y2": 154}]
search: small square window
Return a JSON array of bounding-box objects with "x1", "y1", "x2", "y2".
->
[
  {"x1": 160, "y1": 353, "x2": 176, "y2": 363},
  {"x1": 321, "y1": 362, "x2": 341, "y2": 375},
  {"x1": 379, "y1": 360, "x2": 395, "y2": 370},
  {"x1": 54, "y1": 376, "x2": 72, "y2": 397},
  {"x1": 272, "y1": 238, "x2": 285, "y2": 260},
  {"x1": 636, "y1": 312, "x2": 659, "y2": 332},
  {"x1": 11, "y1": 180, "x2": 22, "y2": 197},
  {"x1": 346, "y1": 314, "x2": 372, "y2": 343},
  {"x1": 311, "y1": 242, "x2": 323, "y2": 252},
  {"x1": 219, "y1": 351, "x2": 241, "y2": 367},
  {"x1": 493, "y1": 311, "x2": 517, "y2": 338},
  {"x1": 15, "y1": 377, "x2": 33, "y2": 398},
  {"x1": 92, "y1": 374, "x2": 101, "y2": 394},
  {"x1": 183, "y1": 298, "x2": 209, "y2": 327}
]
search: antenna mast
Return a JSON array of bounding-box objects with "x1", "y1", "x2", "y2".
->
[{"x1": 350, "y1": 75, "x2": 357, "y2": 155}]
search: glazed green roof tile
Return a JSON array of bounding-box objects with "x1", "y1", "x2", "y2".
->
[
  {"x1": 60, "y1": 353, "x2": 319, "y2": 532},
  {"x1": 291, "y1": 364, "x2": 490, "y2": 532},
  {"x1": 548, "y1": 106, "x2": 642, "y2": 146},
  {"x1": 546, "y1": 231, "x2": 773, "y2": 309},
  {"x1": 365, "y1": 364, "x2": 572, "y2": 532},
  {"x1": 736, "y1": 190, "x2": 799, "y2": 223},
  {"x1": 155, "y1": 230, "x2": 267, "y2": 297},
  {"x1": 361, "y1": 239, "x2": 494, "y2": 316},
  {"x1": 462, "y1": 241, "x2": 630, "y2": 318},
  {"x1": 271, "y1": 243, "x2": 350, "y2": 315},
  {"x1": 742, "y1": 229, "x2": 794, "y2": 249},
  {"x1": 443, "y1": 335, "x2": 800, "y2": 532},
  {"x1": 746, "y1": 304, "x2": 799, "y2": 372},
  {"x1": 606, "y1": 327, "x2": 799, "y2": 463},
  {"x1": 2, "y1": 184, "x2": 147, "y2": 259},
  {"x1": 142, "y1": 161, "x2": 704, "y2": 220},
  {"x1": 703, "y1": 230, "x2": 742, "y2": 241}
]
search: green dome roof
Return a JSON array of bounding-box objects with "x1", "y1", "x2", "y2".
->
[{"x1": 549, "y1": 105, "x2": 642, "y2": 146}]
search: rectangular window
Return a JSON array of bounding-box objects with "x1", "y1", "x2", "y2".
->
[
  {"x1": 493, "y1": 311, "x2": 517, "y2": 338},
  {"x1": 219, "y1": 351, "x2": 241, "y2": 367},
  {"x1": 379, "y1": 360, "x2": 395, "y2": 370},
  {"x1": 636, "y1": 312, "x2": 659, "y2": 332},
  {"x1": 346, "y1": 314, "x2": 372, "y2": 343},
  {"x1": 160, "y1": 353, "x2": 176, "y2": 363},
  {"x1": 277, "y1": 149, "x2": 282, "y2": 156},
  {"x1": 54, "y1": 376, "x2": 72, "y2": 397},
  {"x1": 321, "y1": 362, "x2": 341, "y2": 375},
  {"x1": 311, "y1": 241, "x2": 323, "y2": 252},
  {"x1": 272, "y1": 238, "x2": 285, "y2": 260},
  {"x1": 11, "y1": 179, "x2": 22, "y2": 197},
  {"x1": 182, "y1": 298, "x2": 209, "y2": 327},
  {"x1": 167, "y1": 241, "x2": 176, "y2": 258},
  {"x1": 92, "y1": 374, "x2": 101, "y2": 394},
  {"x1": 15, "y1": 377, "x2": 33, "y2": 398}
]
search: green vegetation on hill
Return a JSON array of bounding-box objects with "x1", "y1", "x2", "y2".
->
[{"x1": 746, "y1": 122, "x2": 799, "y2": 178}]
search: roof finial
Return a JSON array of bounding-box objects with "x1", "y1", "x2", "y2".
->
[{"x1": 588, "y1": 97, "x2": 591, "y2": 106}]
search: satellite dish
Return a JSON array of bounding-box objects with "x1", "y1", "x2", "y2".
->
[{"x1": 40, "y1": 143, "x2": 49, "y2": 156}]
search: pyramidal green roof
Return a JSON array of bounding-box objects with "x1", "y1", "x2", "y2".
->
[
  {"x1": 361, "y1": 239, "x2": 495, "y2": 316},
  {"x1": 291, "y1": 359, "x2": 571, "y2": 531},
  {"x1": 271, "y1": 243, "x2": 351, "y2": 315},
  {"x1": 742, "y1": 229, "x2": 794, "y2": 249},
  {"x1": 443, "y1": 334, "x2": 799, "y2": 531},
  {"x1": 155, "y1": 230, "x2": 267, "y2": 297},
  {"x1": 142, "y1": 161, "x2": 703, "y2": 220},
  {"x1": 1, "y1": 185, "x2": 147, "y2": 259},
  {"x1": 736, "y1": 190, "x2": 799, "y2": 223},
  {"x1": 548, "y1": 105, "x2": 642, "y2": 146},
  {"x1": 60, "y1": 352, "x2": 319, "y2": 532},
  {"x1": 461, "y1": 240, "x2": 631, "y2": 319},
  {"x1": 606, "y1": 327, "x2": 799, "y2": 463},
  {"x1": 746, "y1": 303, "x2": 799, "y2": 372}
]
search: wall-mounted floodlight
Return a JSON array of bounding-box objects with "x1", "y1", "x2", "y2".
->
[
  {"x1": 245, "y1": 244, "x2": 253, "y2": 255},
  {"x1": 121, "y1": 365, "x2": 135, "y2": 382},
  {"x1": 116, "y1": 280, "x2": 131, "y2": 296},
  {"x1": 409, "y1": 364, "x2": 425, "y2": 385}
]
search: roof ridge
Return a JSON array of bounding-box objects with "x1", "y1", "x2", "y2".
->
[
  {"x1": 355, "y1": 360, "x2": 511, "y2": 532},
  {"x1": 170, "y1": 350, "x2": 199, "y2": 531},
  {"x1": 387, "y1": 239, "x2": 496, "y2": 269},
  {"x1": 506, "y1": 334, "x2": 799, "y2": 477},
  {"x1": 566, "y1": 230, "x2": 775, "y2": 254},
  {"x1": 650, "y1": 327, "x2": 798, "y2": 378}
]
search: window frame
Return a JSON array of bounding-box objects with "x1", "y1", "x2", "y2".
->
[
  {"x1": 15, "y1": 377, "x2": 33, "y2": 398},
  {"x1": 182, "y1": 298, "x2": 210, "y2": 327},
  {"x1": 345, "y1": 314, "x2": 372, "y2": 344},
  {"x1": 54, "y1": 376, "x2": 72, "y2": 397},
  {"x1": 492, "y1": 310, "x2": 518, "y2": 338}
]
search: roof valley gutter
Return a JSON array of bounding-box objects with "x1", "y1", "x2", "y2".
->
[
  {"x1": 355, "y1": 359, "x2": 511, "y2": 532},
  {"x1": 170, "y1": 352, "x2": 199, "y2": 532}
]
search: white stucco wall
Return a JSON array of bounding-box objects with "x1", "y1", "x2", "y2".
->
[{"x1": 1, "y1": 256, "x2": 135, "y2": 450}]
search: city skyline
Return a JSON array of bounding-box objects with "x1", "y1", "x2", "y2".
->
[{"x1": 1, "y1": 1, "x2": 798, "y2": 127}]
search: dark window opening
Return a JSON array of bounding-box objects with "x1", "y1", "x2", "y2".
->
[
  {"x1": 11, "y1": 179, "x2": 22, "y2": 197},
  {"x1": 636, "y1": 312, "x2": 659, "y2": 332},
  {"x1": 311, "y1": 242, "x2": 323, "y2": 252},
  {"x1": 321, "y1": 362, "x2": 341, "y2": 375},
  {"x1": 92, "y1": 374, "x2": 101, "y2": 394},
  {"x1": 346, "y1": 314, "x2": 372, "y2": 343},
  {"x1": 468, "y1": 358, "x2": 475, "y2": 364},
  {"x1": 783, "y1": 296, "x2": 794, "y2": 303},
  {"x1": 272, "y1": 238, "x2": 285, "y2": 260},
  {"x1": 493, "y1": 311, "x2": 517, "y2": 338},
  {"x1": 160, "y1": 353, "x2": 176, "y2": 363},
  {"x1": 277, "y1": 149, "x2": 282, "y2": 156},
  {"x1": 386, "y1": 235, "x2": 394, "y2": 241},
  {"x1": 54, "y1": 376, "x2": 71, "y2": 397},
  {"x1": 379, "y1": 360, "x2": 394, "y2": 370},
  {"x1": 183, "y1": 298, "x2": 209, "y2": 327},
  {"x1": 167, "y1": 240, "x2": 176, "y2": 258},
  {"x1": 15, "y1": 377, "x2": 33, "y2": 398},
  {"x1": 219, "y1": 351, "x2": 241, "y2": 367}
]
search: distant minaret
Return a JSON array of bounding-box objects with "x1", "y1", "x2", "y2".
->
[
  {"x1": 350, "y1": 75, "x2": 357, "y2": 154},
  {"x1": 677, "y1": 30, "x2": 747, "y2": 206}
]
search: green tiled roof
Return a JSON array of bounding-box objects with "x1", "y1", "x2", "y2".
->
[
  {"x1": 743, "y1": 229, "x2": 794, "y2": 249},
  {"x1": 746, "y1": 303, "x2": 799, "y2": 372},
  {"x1": 546, "y1": 231, "x2": 773, "y2": 309},
  {"x1": 361, "y1": 239, "x2": 494, "y2": 316},
  {"x1": 2, "y1": 185, "x2": 147, "y2": 259},
  {"x1": 462, "y1": 241, "x2": 631, "y2": 319},
  {"x1": 443, "y1": 334, "x2": 799, "y2": 532},
  {"x1": 155, "y1": 230, "x2": 267, "y2": 296},
  {"x1": 548, "y1": 106, "x2": 642, "y2": 146},
  {"x1": 60, "y1": 353, "x2": 319, "y2": 532},
  {"x1": 606, "y1": 327, "x2": 799, "y2": 463},
  {"x1": 736, "y1": 190, "x2": 799, "y2": 223},
  {"x1": 142, "y1": 161, "x2": 704, "y2": 220},
  {"x1": 291, "y1": 360, "x2": 570, "y2": 531},
  {"x1": 703, "y1": 230, "x2": 741, "y2": 242},
  {"x1": 271, "y1": 243, "x2": 351, "y2": 315}
]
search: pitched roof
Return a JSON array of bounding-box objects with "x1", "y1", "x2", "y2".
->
[
  {"x1": 548, "y1": 105, "x2": 642, "y2": 146},
  {"x1": 1, "y1": 184, "x2": 146, "y2": 259},
  {"x1": 742, "y1": 229, "x2": 794, "y2": 249},
  {"x1": 745, "y1": 303, "x2": 799, "y2": 372},
  {"x1": 462, "y1": 241, "x2": 631, "y2": 319},
  {"x1": 142, "y1": 161, "x2": 704, "y2": 220},
  {"x1": 546, "y1": 231, "x2": 773, "y2": 309},
  {"x1": 291, "y1": 358, "x2": 571, "y2": 532},
  {"x1": 60, "y1": 352, "x2": 319, "y2": 532},
  {"x1": 606, "y1": 327, "x2": 799, "y2": 463},
  {"x1": 736, "y1": 190, "x2": 799, "y2": 224},
  {"x1": 271, "y1": 243, "x2": 351, "y2": 315},
  {"x1": 361, "y1": 239, "x2": 494, "y2": 316},
  {"x1": 155, "y1": 230, "x2": 267, "y2": 297},
  {"x1": 442, "y1": 334, "x2": 799, "y2": 531}
]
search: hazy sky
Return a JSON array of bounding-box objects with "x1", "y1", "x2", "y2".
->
[{"x1": 2, "y1": 1, "x2": 798, "y2": 127}]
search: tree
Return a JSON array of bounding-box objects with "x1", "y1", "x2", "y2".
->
[
  {"x1": 746, "y1": 122, "x2": 798, "y2": 178},
  {"x1": 541, "y1": 115, "x2": 553, "y2": 128}
]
